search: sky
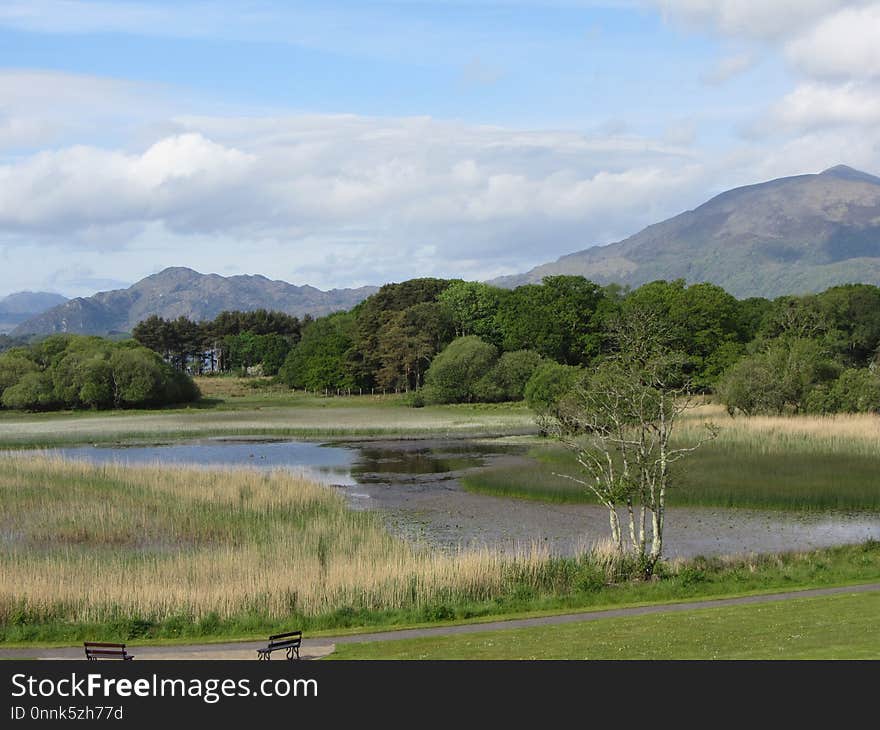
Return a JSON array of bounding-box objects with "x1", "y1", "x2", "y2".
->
[{"x1": 1, "y1": 0, "x2": 879, "y2": 297}]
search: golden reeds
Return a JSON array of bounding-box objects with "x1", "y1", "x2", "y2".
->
[
  {"x1": 0, "y1": 455, "x2": 559, "y2": 623},
  {"x1": 678, "y1": 404, "x2": 880, "y2": 456}
]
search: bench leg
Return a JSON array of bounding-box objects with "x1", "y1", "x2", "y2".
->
[{"x1": 286, "y1": 646, "x2": 300, "y2": 660}]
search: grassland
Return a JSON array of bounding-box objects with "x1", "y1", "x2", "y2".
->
[
  {"x1": 0, "y1": 377, "x2": 535, "y2": 448},
  {"x1": 463, "y1": 404, "x2": 880, "y2": 511},
  {"x1": 328, "y1": 590, "x2": 880, "y2": 659},
  {"x1": 0, "y1": 454, "x2": 566, "y2": 642},
  {"x1": 2, "y1": 453, "x2": 880, "y2": 645}
]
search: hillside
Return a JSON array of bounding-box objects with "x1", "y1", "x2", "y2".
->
[
  {"x1": 0, "y1": 291, "x2": 68, "y2": 334},
  {"x1": 13, "y1": 268, "x2": 377, "y2": 336},
  {"x1": 492, "y1": 165, "x2": 880, "y2": 298}
]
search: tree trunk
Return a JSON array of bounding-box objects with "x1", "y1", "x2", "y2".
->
[
  {"x1": 626, "y1": 499, "x2": 638, "y2": 553},
  {"x1": 608, "y1": 506, "x2": 622, "y2": 552}
]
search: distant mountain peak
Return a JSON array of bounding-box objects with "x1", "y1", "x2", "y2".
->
[
  {"x1": 0, "y1": 291, "x2": 70, "y2": 334},
  {"x1": 491, "y1": 166, "x2": 880, "y2": 298},
  {"x1": 13, "y1": 269, "x2": 378, "y2": 337},
  {"x1": 819, "y1": 165, "x2": 880, "y2": 184}
]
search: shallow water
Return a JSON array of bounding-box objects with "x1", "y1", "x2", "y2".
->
[
  {"x1": 48, "y1": 438, "x2": 359, "y2": 485},
  {"x1": 47, "y1": 437, "x2": 880, "y2": 559}
]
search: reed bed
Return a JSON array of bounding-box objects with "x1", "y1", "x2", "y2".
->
[
  {"x1": 679, "y1": 404, "x2": 880, "y2": 457},
  {"x1": 464, "y1": 407, "x2": 880, "y2": 510},
  {"x1": 0, "y1": 455, "x2": 614, "y2": 628}
]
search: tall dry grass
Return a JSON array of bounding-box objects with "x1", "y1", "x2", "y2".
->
[
  {"x1": 0, "y1": 455, "x2": 590, "y2": 625},
  {"x1": 678, "y1": 403, "x2": 880, "y2": 456},
  {"x1": 464, "y1": 405, "x2": 880, "y2": 509}
]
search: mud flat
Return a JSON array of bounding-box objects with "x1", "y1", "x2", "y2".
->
[{"x1": 47, "y1": 437, "x2": 880, "y2": 559}]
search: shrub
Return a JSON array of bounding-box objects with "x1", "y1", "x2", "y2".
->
[
  {"x1": 475, "y1": 350, "x2": 543, "y2": 402},
  {"x1": 806, "y1": 368, "x2": 880, "y2": 414},
  {"x1": 0, "y1": 336, "x2": 199, "y2": 412},
  {"x1": 524, "y1": 361, "x2": 580, "y2": 414},
  {"x1": 422, "y1": 336, "x2": 498, "y2": 404},
  {"x1": 1, "y1": 371, "x2": 57, "y2": 411},
  {"x1": 717, "y1": 338, "x2": 839, "y2": 415}
]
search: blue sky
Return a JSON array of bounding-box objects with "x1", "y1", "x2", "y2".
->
[{"x1": 1, "y1": 0, "x2": 878, "y2": 296}]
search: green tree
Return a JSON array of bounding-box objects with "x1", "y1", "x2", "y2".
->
[
  {"x1": 437, "y1": 280, "x2": 503, "y2": 344},
  {"x1": 109, "y1": 348, "x2": 170, "y2": 406},
  {"x1": 0, "y1": 349, "x2": 38, "y2": 398},
  {"x1": 547, "y1": 308, "x2": 716, "y2": 577},
  {"x1": 374, "y1": 302, "x2": 454, "y2": 391},
  {"x1": 815, "y1": 284, "x2": 880, "y2": 366},
  {"x1": 1, "y1": 371, "x2": 58, "y2": 410},
  {"x1": 350, "y1": 278, "x2": 453, "y2": 387},
  {"x1": 475, "y1": 349, "x2": 543, "y2": 402},
  {"x1": 77, "y1": 358, "x2": 115, "y2": 409},
  {"x1": 0, "y1": 335, "x2": 198, "y2": 411},
  {"x1": 622, "y1": 280, "x2": 743, "y2": 388},
  {"x1": 805, "y1": 368, "x2": 880, "y2": 414},
  {"x1": 496, "y1": 276, "x2": 606, "y2": 365},
  {"x1": 259, "y1": 334, "x2": 293, "y2": 376},
  {"x1": 279, "y1": 313, "x2": 356, "y2": 391},
  {"x1": 422, "y1": 336, "x2": 498, "y2": 403},
  {"x1": 51, "y1": 340, "x2": 113, "y2": 408},
  {"x1": 717, "y1": 338, "x2": 839, "y2": 415},
  {"x1": 523, "y1": 361, "x2": 580, "y2": 416}
]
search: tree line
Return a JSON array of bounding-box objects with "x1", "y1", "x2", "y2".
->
[
  {"x1": 269, "y1": 276, "x2": 880, "y2": 414},
  {"x1": 0, "y1": 335, "x2": 199, "y2": 411},
  {"x1": 2, "y1": 276, "x2": 878, "y2": 415},
  {"x1": 131, "y1": 309, "x2": 303, "y2": 376}
]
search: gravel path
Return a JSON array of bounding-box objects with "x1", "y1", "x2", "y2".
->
[{"x1": 2, "y1": 582, "x2": 877, "y2": 660}]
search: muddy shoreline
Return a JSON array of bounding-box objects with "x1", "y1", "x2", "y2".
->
[{"x1": 40, "y1": 436, "x2": 880, "y2": 559}]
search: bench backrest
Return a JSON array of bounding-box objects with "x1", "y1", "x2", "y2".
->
[
  {"x1": 84, "y1": 642, "x2": 129, "y2": 658},
  {"x1": 267, "y1": 631, "x2": 302, "y2": 648}
]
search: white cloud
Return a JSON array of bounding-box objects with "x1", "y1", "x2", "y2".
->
[
  {"x1": 0, "y1": 134, "x2": 255, "y2": 232},
  {"x1": 0, "y1": 94, "x2": 710, "y2": 291},
  {"x1": 787, "y1": 4, "x2": 880, "y2": 79},
  {"x1": 766, "y1": 82, "x2": 880, "y2": 131},
  {"x1": 649, "y1": 2, "x2": 880, "y2": 139}
]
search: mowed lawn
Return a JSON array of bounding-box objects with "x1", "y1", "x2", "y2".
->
[{"x1": 329, "y1": 591, "x2": 880, "y2": 659}]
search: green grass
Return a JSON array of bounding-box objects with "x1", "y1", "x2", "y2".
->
[
  {"x1": 0, "y1": 392, "x2": 535, "y2": 449},
  {"x1": 328, "y1": 590, "x2": 880, "y2": 659},
  {"x1": 463, "y1": 437, "x2": 880, "y2": 511}
]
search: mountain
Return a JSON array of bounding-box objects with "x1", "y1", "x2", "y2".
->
[
  {"x1": 0, "y1": 291, "x2": 69, "y2": 334},
  {"x1": 492, "y1": 165, "x2": 880, "y2": 298},
  {"x1": 12, "y1": 268, "x2": 378, "y2": 336}
]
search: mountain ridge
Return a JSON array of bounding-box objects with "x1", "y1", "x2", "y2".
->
[
  {"x1": 0, "y1": 291, "x2": 69, "y2": 334},
  {"x1": 491, "y1": 165, "x2": 880, "y2": 297},
  {"x1": 13, "y1": 268, "x2": 378, "y2": 336}
]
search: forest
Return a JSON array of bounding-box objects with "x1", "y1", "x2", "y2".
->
[
  {"x1": 262, "y1": 276, "x2": 880, "y2": 415},
  {"x1": 130, "y1": 308, "x2": 304, "y2": 376},
  {"x1": 2, "y1": 276, "x2": 879, "y2": 414}
]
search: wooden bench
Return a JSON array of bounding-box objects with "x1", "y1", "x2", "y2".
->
[
  {"x1": 256, "y1": 630, "x2": 302, "y2": 661},
  {"x1": 84, "y1": 642, "x2": 134, "y2": 661}
]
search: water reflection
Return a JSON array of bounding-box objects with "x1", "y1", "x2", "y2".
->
[
  {"x1": 50, "y1": 439, "x2": 359, "y2": 486},
  {"x1": 42, "y1": 437, "x2": 880, "y2": 559}
]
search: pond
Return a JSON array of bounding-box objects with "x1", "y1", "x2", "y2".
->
[{"x1": 47, "y1": 437, "x2": 880, "y2": 559}]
